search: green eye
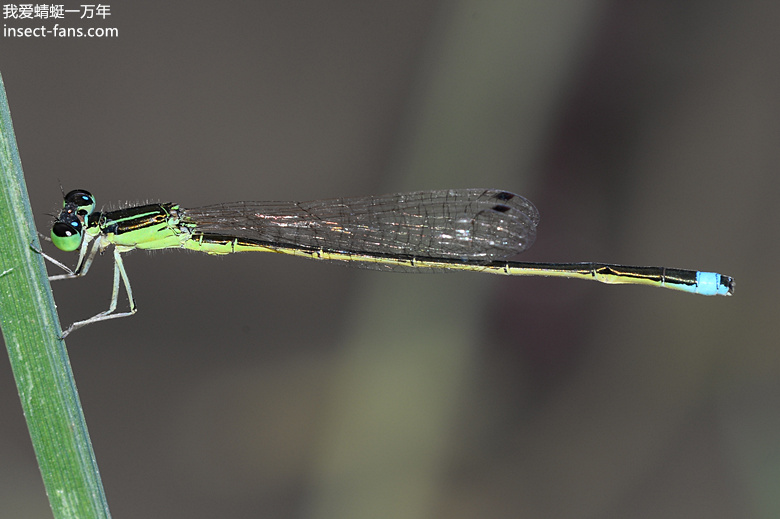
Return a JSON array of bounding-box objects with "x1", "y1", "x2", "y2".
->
[
  {"x1": 63, "y1": 189, "x2": 96, "y2": 220},
  {"x1": 51, "y1": 220, "x2": 83, "y2": 252}
]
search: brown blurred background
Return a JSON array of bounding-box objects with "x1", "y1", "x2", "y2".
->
[{"x1": 1, "y1": 1, "x2": 777, "y2": 518}]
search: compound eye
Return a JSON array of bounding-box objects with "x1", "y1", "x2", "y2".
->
[
  {"x1": 51, "y1": 219, "x2": 83, "y2": 252},
  {"x1": 62, "y1": 189, "x2": 96, "y2": 217}
]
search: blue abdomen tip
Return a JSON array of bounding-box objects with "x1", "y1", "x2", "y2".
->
[{"x1": 696, "y1": 272, "x2": 733, "y2": 296}]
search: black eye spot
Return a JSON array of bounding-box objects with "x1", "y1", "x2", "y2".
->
[
  {"x1": 52, "y1": 221, "x2": 79, "y2": 238},
  {"x1": 491, "y1": 204, "x2": 511, "y2": 213},
  {"x1": 63, "y1": 189, "x2": 94, "y2": 207},
  {"x1": 494, "y1": 191, "x2": 515, "y2": 202}
]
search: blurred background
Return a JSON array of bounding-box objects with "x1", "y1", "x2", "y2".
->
[{"x1": 1, "y1": 1, "x2": 777, "y2": 517}]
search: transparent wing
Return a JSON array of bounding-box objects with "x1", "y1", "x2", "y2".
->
[{"x1": 181, "y1": 188, "x2": 539, "y2": 262}]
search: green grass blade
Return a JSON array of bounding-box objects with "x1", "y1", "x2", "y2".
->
[{"x1": 0, "y1": 72, "x2": 111, "y2": 518}]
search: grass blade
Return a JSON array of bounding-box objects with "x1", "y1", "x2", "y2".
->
[{"x1": 0, "y1": 71, "x2": 111, "y2": 518}]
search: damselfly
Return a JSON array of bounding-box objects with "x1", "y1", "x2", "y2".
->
[{"x1": 41, "y1": 188, "x2": 734, "y2": 337}]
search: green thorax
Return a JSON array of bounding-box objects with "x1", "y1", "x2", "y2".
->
[{"x1": 90, "y1": 203, "x2": 193, "y2": 250}]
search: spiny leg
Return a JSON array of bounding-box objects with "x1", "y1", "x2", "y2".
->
[
  {"x1": 31, "y1": 239, "x2": 77, "y2": 276},
  {"x1": 60, "y1": 247, "x2": 137, "y2": 338},
  {"x1": 33, "y1": 233, "x2": 99, "y2": 280},
  {"x1": 50, "y1": 234, "x2": 100, "y2": 280}
]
